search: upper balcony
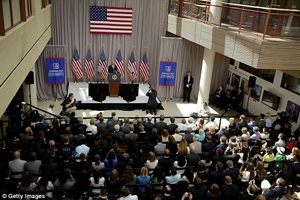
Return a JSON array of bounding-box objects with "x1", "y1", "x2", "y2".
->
[{"x1": 168, "y1": 0, "x2": 300, "y2": 70}]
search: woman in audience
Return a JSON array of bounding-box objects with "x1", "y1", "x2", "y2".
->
[
  {"x1": 200, "y1": 153, "x2": 212, "y2": 168},
  {"x1": 206, "y1": 126, "x2": 216, "y2": 141},
  {"x1": 195, "y1": 162, "x2": 208, "y2": 182},
  {"x1": 91, "y1": 154, "x2": 105, "y2": 170},
  {"x1": 90, "y1": 168, "x2": 105, "y2": 195},
  {"x1": 75, "y1": 169, "x2": 90, "y2": 197},
  {"x1": 18, "y1": 171, "x2": 37, "y2": 193},
  {"x1": 121, "y1": 165, "x2": 136, "y2": 193},
  {"x1": 161, "y1": 129, "x2": 169, "y2": 142},
  {"x1": 239, "y1": 162, "x2": 255, "y2": 188},
  {"x1": 261, "y1": 139, "x2": 272, "y2": 152},
  {"x1": 86, "y1": 118, "x2": 97, "y2": 133},
  {"x1": 51, "y1": 118, "x2": 61, "y2": 134},
  {"x1": 174, "y1": 154, "x2": 187, "y2": 174},
  {"x1": 106, "y1": 169, "x2": 123, "y2": 198},
  {"x1": 286, "y1": 136, "x2": 297, "y2": 155},
  {"x1": 47, "y1": 139, "x2": 58, "y2": 157},
  {"x1": 195, "y1": 128, "x2": 206, "y2": 142},
  {"x1": 250, "y1": 139, "x2": 263, "y2": 158},
  {"x1": 119, "y1": 186, "x2": 138, "y2": 200},
  {"x1": 206, "y1": 183, "x2": 221, "y2": 200},
  {"x1": 265, "y1": 112, "x2": 272, "y2": 129},
  {"x1": 138, "y1": 125, "x2": 147, "y2": 142},
  {"x1": 149, "y1": 128, "x2": 159, "y2": 145},
  {"x1": 145, "y1": 151, "x2": 158, "y2": 174},
  {"x1": 151, "y1": 166, "x2": 165, "y2": 194},
  {"x1": 228, "y1": 117, "x2": 236, "y2": 130},
  {"x1": 260, "y1": 127, "x2": 270, "y2": 140},
  {"x1": 274, "y1": 147, "x2": 286, "y2": 170},
  {"x1": 255, "y1": 161, "x2": 265, "y2": 186},
  {"x1": 127, "y1": 137, "x2": 138, "y2": 154},
  {"x1": 136, "y1": 166, "x2": 151, "y2": 193},
  {"x1": 287, "y1": 147, "x2": 300, "y2": 161},
  {"x1": 240, "y1": 127, "x2": 250, "y2": 147},
  {"x1": 196, "y1": 118, "x2": 205, "y2": 131},
  {"x1": 104, "y1": 149, "x2": 118, "y2": 176},
  {"x1": 178, "y1": 139, "x2": 190, "y2": 156},
  {"x1": 133, "y1": 149, "x2": 146, "y2": 168},
  {"x1": 114, "y1": 136, "x2": 127, "y2": 154},
  {"x1": 166, "y1": 135, "x2": 178, "y2": 153}
]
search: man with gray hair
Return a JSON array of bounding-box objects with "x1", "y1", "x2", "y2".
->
[
  {"x1": 177, "y1": 118, "x2": 188, "y2": 131},
  {"x1": 111, "y1": 124, "x2": 124, "y2": 142},
  {"x1": 187, "y1": 118, "x2": 196, "y2": 131},
  {"x1": 173, "y1": 128, "x2": 183, "y2": 142},
  {"x1": 189, "y1": 136, "x2": 202, "y2": 154},
  {"x1": 108, "y1": 115, "x2": 121, "y2": 132}
]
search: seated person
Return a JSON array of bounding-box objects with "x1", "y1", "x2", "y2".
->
[
  {"x1": 213, "y1": 85, "x2": 226, "y2": 107},
  {"x1": 228, "y1": 87, "x2": 243, "y2": 109},
  {"x1": 263, "y1": 177, "x2": 285, "y2": 199},
  {"x1": 61, "y1": 93, "x2": 77, "y2": 114}
]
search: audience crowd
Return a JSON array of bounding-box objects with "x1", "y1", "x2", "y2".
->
[{"x1": 1, "y1": 109, "x2": 300, "y2": 200}]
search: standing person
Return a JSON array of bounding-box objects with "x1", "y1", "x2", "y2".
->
[
  {"x1": 146, "y1": 86, "x2": 158, "y2": 115},
  {"x1": 108, "y1": 61, "x2": 118, "y2": 73},
  {"x1": 183, "y1": 71, "x2": 193, "y2": 103},
  {"x1": 61, "y1": 93, "x2": 77, "y2": 113}
]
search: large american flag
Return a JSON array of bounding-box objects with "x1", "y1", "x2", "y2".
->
[
  {"x1": 115, "y1": 50, "x2": 124, "y2": 78},
  {"x1": 90, "y1": 6, "x2": 132, "y2": 34},
  {"x1": 84, "y1": 49, "x2": 95, "y2": 80},
  {"x1": 97, "y1": 50, "x2": 108, "y2": 79},
  {"x1": 72, "y1": 49, "x2": 83, "y2": 79},
  {"x1": 126, "y1": 52, "x2": 138, "y2": 80},
  {"x1": 139, "y1": 52, "x2": 150, "y2": 81}
]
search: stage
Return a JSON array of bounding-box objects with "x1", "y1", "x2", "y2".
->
[{"x1": 68, "y1": 82, "x2": 163, "y2": 111}]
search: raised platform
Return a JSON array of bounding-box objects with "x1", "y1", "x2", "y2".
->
[{"x1": 68, "y1": 82, "x2": 163, "y2": 111}]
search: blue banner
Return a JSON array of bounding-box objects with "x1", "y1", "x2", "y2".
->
[
  {"x1": 46, "y1": 58, "x2": 65, "y2": 84},
  {"x1": 159, "y1": 61, "x2": 177, "y2": 86}
]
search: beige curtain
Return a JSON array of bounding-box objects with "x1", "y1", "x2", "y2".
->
[{"x1": 36, "y1": 0, "x2": 169, "y2": 100}]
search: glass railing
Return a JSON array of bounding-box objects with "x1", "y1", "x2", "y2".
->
[{"x1": 169, "y1": 0, "x2": 300, "y2": 39}]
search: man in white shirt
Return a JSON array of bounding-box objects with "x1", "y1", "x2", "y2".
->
[
  {"x1": 173, "y1": 128, "x2": 183, "y2": 142},
  {"x1": 74, "y1": 138, "x2": 90, "y2": 162},
  {"x1": 177, "y1": 118, "x2": 188, "y2": 132},
  {"x1": 187, "y1": 118, "x2": 197, "y2": 131},
  {"x1": 199, "y1": 102, "x2": 210, "y2": 117}
]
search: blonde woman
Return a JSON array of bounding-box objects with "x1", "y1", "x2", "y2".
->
[
  {"x1": 228, "y1": 117, "x2": 236, "y2": 130},
  {"x1": 240, "y1": 127, "x2": 250, "y2": 147},
  {"x1": 145, "y1": 151, "x2": 158, "y2": 174},
  {"x1": 136, "y1": 166, "x2": 151, "y2": 193},
  {"x1": 178, "y1": 139, "x2": 190, "y2": 156},
  {"x1": 265, "y1": 112, "x2": 272, "y2": 129},
  {"x1": 47, "y1": 140, "x2": 58, "y2": 156},
  {"x1": 86, "y1": 117, "x2": 97, "y2": 133}
]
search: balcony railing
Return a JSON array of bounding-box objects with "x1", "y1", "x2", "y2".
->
[{"x1": 169, "y1": 0, "x2": 300, "y2": 39}]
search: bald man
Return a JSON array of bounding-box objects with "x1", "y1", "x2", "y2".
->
[{"x1": 8, "y1": 151, "x2": 27, "y2": 179}]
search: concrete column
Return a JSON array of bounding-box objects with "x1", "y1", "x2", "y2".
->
[
  {"x1": 197, "y1": 48, "x2": 215, "y2": 111},
  {"x1": 23, "y1": 66, "x2": 37, "y2": 111},
  {"x1": 210, "y1": 0, "x2": 223, "y2": 25}
]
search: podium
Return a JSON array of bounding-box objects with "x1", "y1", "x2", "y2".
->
[{"x1": 108, "y1": 73, "x2": 121, "y2": 97}]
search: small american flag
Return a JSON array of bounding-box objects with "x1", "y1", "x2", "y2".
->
[
  {"x1": 98, "y1": 50, "x2": 108, "y2": 79},
  {"x1": 72, "y1": 49, "x2": 83, "y2": 79},
  {"x1": 115, "y1": 50, "x2": 124, "y2": 78},
  {"x1": 139, "y1": 52, "x2": 150, "y2": 81},
  {"x1": 84, "y1": 49, "x2": 95, "y2": 80},
  {"x1": 127, "y1": 52, "x2": 138, "y2": 80},
  {"x1": 90, "y1": 6, "x2": 132, "y2": 34}
]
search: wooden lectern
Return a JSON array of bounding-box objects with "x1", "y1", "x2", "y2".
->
[{"x1": 108, "y1": 73, "x2": 121, "y2": 97}]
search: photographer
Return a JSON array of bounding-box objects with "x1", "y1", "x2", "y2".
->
[
  {"x1": 181, "y1": 192, "x2": 193, "y2": 200},
  {"x1": 61, "y1": 93, "x2": 77, "y2": 113},
  {"x1": 241, "y1": 180, "x2": 258, "y2": 200},
  {"x1": 146, "y1": 86, "x2": 158, "y2": 115}
]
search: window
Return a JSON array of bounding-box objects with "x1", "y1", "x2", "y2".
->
[
  {"x1": 230, "y1": 58, "x2": 235, "y2": 65},
  {"x1": 281, "y1": 73, "x2": 300, "y2": 95},
  {"x1": 239, "y1": 62, "x2": 275, "y2": 83}
]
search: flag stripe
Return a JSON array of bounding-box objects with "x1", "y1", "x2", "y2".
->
[
  {"x1": 115, "y1": 50, "x2": 124, "y2": 78},
  {"x1": 84, "y1": 49, "x2": 95, "y2": 79},
  {"x1": 127, "y1": 52, "x2": 138, "y2": 80},
  {"x1": 139, "y1": 52, "x2": 150, "y2": 81},
  {"x1": 72, "y1": 49, "x2": 83, "y2": 79},
  {"x1": 98, "y1": 50, "x2": 108, "y2": 79},
  {"x1": 90, "y1": 6, "x2": 132, "y2": 35}
]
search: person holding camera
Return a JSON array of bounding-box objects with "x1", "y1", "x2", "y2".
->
[
  {"x1": 62, "y1": 93, "x2": 77, "y2": 114},
  {"x1": 146, "y1": 86, "x2": 158, "y2": 115}
]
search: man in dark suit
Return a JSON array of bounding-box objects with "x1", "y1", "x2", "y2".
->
[
  {"x1": 107, "y1": 116, "x2": 121, "y2": 133},
  {"x1": 143, "y1": 116, "x2": 155, "y2": 133},
  {"x1": 73, "y1": 117, "x2": 87, "y2": 134},
  {"x1": 108, "y1": 61, "x2": 118, "y2": 73},
  {"x1": 225, "y1": 160, "x2": 239, "y2": 182},
  {"x1": 35, "y1": 116, "x2": 49, "y2": 133},
  {"x1": 155, "y1": 115, "x2": 167, "y2": 133},
  {"x1": 154, "y1": 136, "x2": 166, "y2": 155},
  {"x1": 186, "y1": 146, "x2": 200, "y2": 166},
  {"x1": 146, "y1": 86, "x2": 158, "y2": 115},
  {"x1": 140, "y1": 136, "x2": 154, "y2": 153},
  {"x1": 60, "y1": 116, "x2": 73, "y2": 134},
  {"x1": 263, "y1": 177, "x2": 285, "y2": 199},
  {"x1": 183, "y1": 71, "x2": 193, "y2": 103},
  {"x1": 158, "y1": 149, "x2": 174, "y2": 176},
  {"x1": 95, "y1": 115, "x2": 107, "y2": 134},
  {"x1": 257, "y1": 113, "x2": 266, "y2": 132},
  {"x1": 209, "y1": 161, "x2": 226, "y2": 186},
  {"x1": 212, "y1": 148, "x2": 226, "y2": 165},
  {"x1": 188, "y1": 177, "x2": 208, "y2": 199},
  {"x1": 221, "y1": 176, "x2": 239, "y2": 199},
  {"x1": 167, "y1": 117, "x2": 178, "y2": 135},
  {"x1": 111, "y1": 124, "x2": 124, "y2": 142},
  {"x1": 58, "y1": 154, "x2": 74, "y2": 172},
  {"x1": 124, "y1": 125, "x2": 138, "y2": 142},
  {"x1": 202, "y1": 135, "x2": 215, "y2": 152}
]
